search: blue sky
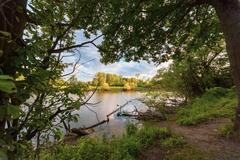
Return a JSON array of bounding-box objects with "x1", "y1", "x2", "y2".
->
[{"x1": 63, "y1": 31, "x2": 170, "y2": 82}]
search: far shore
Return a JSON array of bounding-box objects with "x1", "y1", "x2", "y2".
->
[{"x1": 86, "y1": 86, "x2": 154, "y2": 92}]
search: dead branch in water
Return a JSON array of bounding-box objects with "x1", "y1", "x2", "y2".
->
[
  {"x1": 70, "y1": 101, "x2": 130, "y2": 136},
  {"x1": 117, "y1": 109, "x2": 166, "y2": 121}
]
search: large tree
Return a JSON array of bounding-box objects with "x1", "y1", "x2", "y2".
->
[{"x1": 98, "y1": 0, "x2": 240, "y2": 132}]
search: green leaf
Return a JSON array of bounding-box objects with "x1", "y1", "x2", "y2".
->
[
  {"x1": 0, "y1": 107, "x2": 7, "y2": 120},
  {"x1": 0, "y1": 150, "x2": 8, "y2": 160},
  {"x1": 0, "y1": 31, "x2": 11, "y2": 39},
  {"x1": 0, "y1": 50, "x2": 3, "y2": 57},
  {"x1": 0, "y1": 75, "x2": 14, "y2": 80},
  {"x1": 7, "y1": 105, "x2": 21, "y2": 119},
  {"x1": 0, "y1": 75, "x2": 16, "y2": 93},
  {"x1": 15, "y1": 16, "x2": 20, "y2": 23}
]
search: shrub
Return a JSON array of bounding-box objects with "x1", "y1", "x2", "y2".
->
[
  {"x1": 123, "y1": 83, "x2": 132, "y2": 91},
  {"x1": 102, "y1": 82, "x2": 110, "y2": 91}
]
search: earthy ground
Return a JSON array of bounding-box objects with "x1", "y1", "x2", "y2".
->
[{"x1": 140, "y1": 118, "x2": 240, "y2": 160}]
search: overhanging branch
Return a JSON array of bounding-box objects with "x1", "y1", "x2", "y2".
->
[{"x1": 49, "y1": 35, "x2": 103, "y2": 53}]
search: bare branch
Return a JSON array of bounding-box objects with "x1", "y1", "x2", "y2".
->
[
  {"x1": 85, "y1": 104, "x2": 100, "y2": 123},
  {"x1": 62, "y1": 51, "x2": 82, "y2": 77},
  {"x1": 49, "y1": 35, "x2": 103, "y2": 53}
]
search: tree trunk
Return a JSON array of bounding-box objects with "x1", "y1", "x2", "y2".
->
[
  {"x1": 0, "y1": 0, "x2": 27, "y2": 159},
  {"x1": 213, "y1": 0, "x2": 240, "y2": 132}
]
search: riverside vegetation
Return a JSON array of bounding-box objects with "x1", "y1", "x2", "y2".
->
[
  {"x1": 1, "y1": 0, "x2": 240, "y2": 160},
  {"x1": 86, "y1": 72, "x2": 150, "y2": 91},
  {"x1": 24, "y1": 87, "x2": 238, "y2": 160}
]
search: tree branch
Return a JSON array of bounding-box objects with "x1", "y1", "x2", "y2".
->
[{"x1": 49, "y1": 35, "x2": 103, "y2": 53}]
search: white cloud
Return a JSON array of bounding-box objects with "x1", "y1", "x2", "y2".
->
[{"x1": 62, "y1": 31, "x2": 171, "y2": 82}]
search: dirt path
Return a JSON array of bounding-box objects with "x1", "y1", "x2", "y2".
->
[{"x1": 141, "y1": 118, "x2": 240, "y2": 160}]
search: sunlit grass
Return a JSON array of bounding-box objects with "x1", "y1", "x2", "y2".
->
[
  {"x1": 177, "y1": 87, "x2": 237, "y2": 126},
  {"x1": 39, "y1": 125, "x2": 171, "y2": 160}
]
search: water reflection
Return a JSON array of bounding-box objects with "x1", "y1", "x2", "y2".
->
[{"x1": 70, "y1": 91, "x2": 148, "y2": 137}]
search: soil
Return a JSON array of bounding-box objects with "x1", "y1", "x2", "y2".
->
[{"x1": 140, "y1": 118, "x2": 240, "y2": 160}]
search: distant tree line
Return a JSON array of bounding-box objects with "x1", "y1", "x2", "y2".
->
[{"x1": 88, "y1": 72, "x2": 149, "y2": 90}]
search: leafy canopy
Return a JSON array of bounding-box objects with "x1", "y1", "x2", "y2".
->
[{"x1": 98, "y1": 0, "x2": 223, "y2": 64}]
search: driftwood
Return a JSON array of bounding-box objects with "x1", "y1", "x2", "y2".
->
[
  {"x1": 71, "y1": 128, "x2": 95, "y2": 136},
  {"x1": 117, "y1": 110, "x2": 166, "y2": 121},
  {"x1": 117, "y1": 111, "x2": 138, "y2": 117}
]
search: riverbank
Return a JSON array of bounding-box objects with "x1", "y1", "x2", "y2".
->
[
  {"x1": 36, "y1": 125, "x2": 180, "y2": 160},
  {"x1": 87, "y1": 86, "x2": 151, "y2": 92},
  {"x1": 30, "y1": 87, "x2": 240, "y2": 160},
  {"x1": 140, "y1": 87, "x2": 240, "y2": 160},
  {"x1": 140, "y1": 118, "x2": 240, "y2": 160}
]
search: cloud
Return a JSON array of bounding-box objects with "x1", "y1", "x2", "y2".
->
[{"x1": 63, "y1": 31, "x2": 171, "y2": 82}]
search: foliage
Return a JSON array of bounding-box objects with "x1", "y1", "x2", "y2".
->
[
  {"x1": 0, "y1": 75, "x2": 17, "y2": 94},
  {"x1": 91, "y1": 72, "x2": 148, "y2": 89},
  {"x1": 151, "y1": 44, "x2": 233, "y2": 99},
  {"x1": 123, "y1": 83, "x2": 132, "y2": 91},
  {"x1": 0, "y1": 0, "x2": 102, "y2": 158},
  {"x1": 102, "y1": 82, "x2": 110, "y2": 91},
  {"x1": 177, "y1": 87, "x2": 237, "y2": 126},
  {"x1": 98, "y1": 1, "x2": 222, "y2": 64},
  {"x1": 141, "y1": 91, "x2": 184, "y2": 119},
  {"x1": 40, "y1": 125, "x2": 171, "y2": 160}
]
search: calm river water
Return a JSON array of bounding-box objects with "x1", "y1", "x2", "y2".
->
[{"x1": 69, "y1": 91, "x2": 148, "y2": 137}]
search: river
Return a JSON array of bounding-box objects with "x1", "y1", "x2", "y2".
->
[{"x1": 69, "y1": 91, "x2": 148, "y2": 138}]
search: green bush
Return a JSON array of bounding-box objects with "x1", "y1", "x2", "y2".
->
[{"x1": 177, "y1": 87, "x2": 237, "y2": 126}]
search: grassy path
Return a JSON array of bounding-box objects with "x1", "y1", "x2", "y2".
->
[{"x1": 141, "y1": 118, "x2": 240, "y2": 160}]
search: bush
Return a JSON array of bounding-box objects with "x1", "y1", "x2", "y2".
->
[
  {"x1": 123, "y1": 83, "x2": 132, "y2": 91},
  {"x1": 102, "y1": 82, "x2": 110, "y2": 91}
]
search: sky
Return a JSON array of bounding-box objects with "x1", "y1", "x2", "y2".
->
[{"x1": 63, "y1": 31, "x2": 170, "y2": 82}]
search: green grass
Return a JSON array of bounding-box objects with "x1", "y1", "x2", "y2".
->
[
  {"x1": 217, "y1": 122, "x2": 234, "y2": 139},
  {"x1": 164, "y1": 144, "x2": 213, "y2": 160},
  {"x1": 39, "y1": 125, "x2": 172, "y2": 160},
  {"x1": 177, "y1": 87, "x2": 237, "y2": 126}
]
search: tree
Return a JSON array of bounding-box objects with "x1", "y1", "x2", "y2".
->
[
  {"x1": 152, "y1": 42, "x2": 233, "y2": 99},
  {"x1": 95, "y1": 72, "x2": 106, "y2": 86},
  {"x1": 106, "y1": 73, "x2": 117, "y2": 86},
  {"x1": 98, "y1": 0, "x2": 240, "y2": 132},
  {"x1": 0, "y1": 0, "x2": 101, "y2": 159}
]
